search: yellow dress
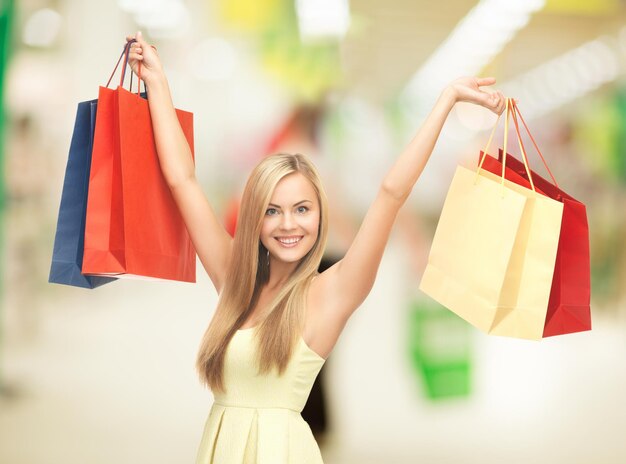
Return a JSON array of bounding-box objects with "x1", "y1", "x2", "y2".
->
[{"x1": 195, "y1": 327, "x2": 327, "y2": 463}]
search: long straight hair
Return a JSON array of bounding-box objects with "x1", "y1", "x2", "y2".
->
[{"x1": 195, "y1": 153, "x2": 329, "y2": 393}]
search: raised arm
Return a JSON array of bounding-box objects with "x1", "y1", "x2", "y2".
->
[
  {"x1": 312, "y1": 78, "x2": 505, "y2": 326},
  {"x1": 127, "y1": 32, "x2": 233, "y2": 292}
]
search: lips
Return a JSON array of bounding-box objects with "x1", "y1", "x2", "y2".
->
[{"x1": 275, "y1": 236, "x2": 303, "y2": 247}]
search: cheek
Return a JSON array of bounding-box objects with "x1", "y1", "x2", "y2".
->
[
  {"x1": 304, "y1": 214, "x2": 320, "y2": 236},
  {"x1": 259, "y1": 218, "x2": 275, "y2": 244}
]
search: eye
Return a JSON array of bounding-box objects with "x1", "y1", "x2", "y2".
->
[
  {"x1": 265, "y1": 207, "x2": 278, "y2": 216},
  {"x1": 296, "y1": 206, "x2": 309, "y2": 214}
]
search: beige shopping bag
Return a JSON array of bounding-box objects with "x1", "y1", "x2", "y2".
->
[{"x1": 419, "y1": 99, "x2": 563, "y2": 340}]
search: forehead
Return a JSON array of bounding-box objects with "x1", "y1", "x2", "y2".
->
[{"x1": 270, "y1": 172, "x2": 317, "y2": 205}]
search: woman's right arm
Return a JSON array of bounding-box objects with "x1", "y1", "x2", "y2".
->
[{"x1": 127, "y1": 32, "x2": 232, "y2": 292}]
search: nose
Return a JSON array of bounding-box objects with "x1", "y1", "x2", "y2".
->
[{"x1": 279, "y1": 211, "x2": 296, "y2": 230}]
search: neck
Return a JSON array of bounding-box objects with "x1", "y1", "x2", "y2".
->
[{"x1": 266, "y1": 257, "x2": 299, "y2": 290}]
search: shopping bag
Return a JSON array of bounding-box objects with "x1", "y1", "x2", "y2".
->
[
  {"x1": 48, "y1": 99, "x2": 116, "y2": 288},
  {"x1": 82, "y1": 43, "x2": 196, "y2": 282},
  {"x1": 479, "y1": 100, "x2": 591, "y2": 337},
  {"x1": 477, "y1": 150, "x2": 545, "y2": 196},
  {"x1": 419, "y1": 99, "x2": 563, "y2": 340}
]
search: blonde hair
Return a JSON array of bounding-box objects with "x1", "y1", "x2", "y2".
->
[{"x1": 195, "y1": 153, "x2": 329, "y2": 393}]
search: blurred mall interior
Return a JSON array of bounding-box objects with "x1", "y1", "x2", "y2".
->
[{"x1": 1, "y1": 0, "x2": 626, "y2": 463}]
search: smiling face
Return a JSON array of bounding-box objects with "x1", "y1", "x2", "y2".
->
[{"x1": 260, "y1": 172, "x2": 320, "y2": 266}]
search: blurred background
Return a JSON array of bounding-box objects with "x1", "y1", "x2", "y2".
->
[{"x1": 1, "y1": 0, "x2": 626, "y2": 463}]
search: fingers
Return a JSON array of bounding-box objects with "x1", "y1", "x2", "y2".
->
[
  {"x1": 128, "y1": 37, "x2": 141, "y2": 53},
  {"x1": 135, "y1": 30, "x2": 154, "y2": 52},
  {"x1": 496, "y1": 92, "x2": 506, "y2": 114},
  {"x1": 126, "y1": 31, "x2": 155, "y2": 62},
  {"x1": 488, "y1": 94, "x2": 500, "y2": 111},
  {"x1": 477, "y1": 76, "x2": 496, "y2": 87},
  {"x1": 482, "y1": 90, "x2": 505, "y2": 114},
  {"x1": 128, "y1": 49, "x2": 143, "y2": 62},
  {"x1": 455, "y1": 76, "x2": 507, "y2": 114},
  {"x1": 493, "y1": 92, "x2": 506, "y2": 114},
  {"x1": 125, "y1": 31, "x2": 149, "y2": 48}
]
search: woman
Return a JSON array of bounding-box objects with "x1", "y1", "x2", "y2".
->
[{"x1": 126, "y1": 31, "x2": 505, "y2": 464}]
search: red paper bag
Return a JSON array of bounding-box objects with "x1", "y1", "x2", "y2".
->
[
  {"x1": 478, "y1": 102, "x2": 590, "y2": 337},
  {"x1": 83, "y1": 46, "x2": 196, "y2": 282}
]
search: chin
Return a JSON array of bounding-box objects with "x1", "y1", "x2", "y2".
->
[{"x1": 272, "y1": 248, "x2": 310, "y2": 263}]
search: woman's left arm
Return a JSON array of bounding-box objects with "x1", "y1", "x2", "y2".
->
[{"x1": 315, "y1": 77, "x2": 505, "y2": 323}]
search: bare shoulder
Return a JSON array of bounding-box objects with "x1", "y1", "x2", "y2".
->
[{"x1": 302, "y1": 265, "x2": 350, "y2": 360}]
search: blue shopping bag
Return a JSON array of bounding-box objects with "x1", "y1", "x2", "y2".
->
[{"x1": 48, "y1": 99, "x2": 116, "y2": 288}]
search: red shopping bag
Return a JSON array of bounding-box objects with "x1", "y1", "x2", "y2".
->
[
  {"x1": 82, "y1": 43, "x2": 196, "y2": 282},
  {"x1": 478, "y1": 101, "x2": 590, "y2": 337}
]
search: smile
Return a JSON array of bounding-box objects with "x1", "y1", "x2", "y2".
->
[{"x1": 275, "y1": 236, "x2": 303, "y2": 247}]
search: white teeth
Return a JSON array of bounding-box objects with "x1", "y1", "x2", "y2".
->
[{"x1": 277, "y1": 237, "x2": 301, "y2": 244}]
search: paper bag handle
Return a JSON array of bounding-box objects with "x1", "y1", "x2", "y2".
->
[
  {"x1": 510, "y1": 100, "x2": 559, "y2": 189},
  {"x1": 509, "y1": 100, "x2": 535, "y2": 191},
  {"x1": 476, "y1": 98, "x2": 536, "y2": 194},
  {"x1": 105, "y1": 40, "x2": 143, "y2": 96}
]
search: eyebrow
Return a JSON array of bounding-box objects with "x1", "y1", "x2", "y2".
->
[{"x1": 267, "y1": 200, "x2": 313, "y2": 208}]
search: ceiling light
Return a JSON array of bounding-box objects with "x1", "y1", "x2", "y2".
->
[
  {"x1": 23, "y1": 8, "x2": 62, "y2": 47},
  {"x1": 401, "y1": 0, "x2": 545, "y2": 125},
  {"x1": 499, "y1": 37, "x2": 620, "y2": 119},
  {"x1": 296, "y1": 0, "x2": 351, "y2": 42},
  {"x1": 118, "y1": 0, "x2": 190, "y2": 38}
]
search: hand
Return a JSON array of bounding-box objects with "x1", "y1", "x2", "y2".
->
[
  {"x1": 125, "y1": 31, "x2": 163, "y2": 84},
  {"x1": 446, "y1": 76, "x2": 506, "y2": 115}
]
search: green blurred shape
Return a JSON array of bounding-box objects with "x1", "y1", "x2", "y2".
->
[
  {"x1": 408, "y1": 299, "x2": 472, "y2": 401},
  {"x1": 615, "y1": 88, "x2": 626, "y2": 183},
  {"x1": 1, "y1": 0, "x2": 14, "y2": 208},
  {"x1": 590, "y1": 222, "x2": 620, "y2": 304},
  {"x1": 217, "y1": 0, "x2": 342, "y2": 102},
  {"x1": 1, "y1": 0, "x2": 15, "y2": 391},
  {"x1": 574, "y1": 91, "x2": 626, "y2": 186},
  {"x1": 258, "y1": 3, "x2": 342, "y2": 102},
  {"x1": 579, "y1": 89, "x2": 626, "y2": 304}
]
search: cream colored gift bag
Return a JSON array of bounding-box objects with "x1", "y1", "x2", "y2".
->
[{"x1": 419, "y1": 99, "x2": 563, "y2": 340}]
